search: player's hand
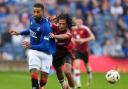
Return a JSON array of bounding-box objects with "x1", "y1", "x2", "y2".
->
[
  {"x1": 22, "y1": 41, "x2": 30, "y2": 49},
  {"x1": 9, "y1": 30, "x2": 20, "y2": 35},
  {"x1": 48, "y1": 15, "x2": 57, "y2": 23},
  {"x1": 49, "y1": 33, "x2": 55, "y2": 38}
]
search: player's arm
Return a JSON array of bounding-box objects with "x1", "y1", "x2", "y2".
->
[
  {"x1": 80, "y1": 28, "x2": 95, "y2": 42},
  {"x1": 49, "y1": 32, "x2": 71, "y2": 40},
  {"x1": 9, "y1": 29, "x2": 30, "y2": 36},
  {"x1": 30, "y1": 37, "x2": 49, "y2": 51},
  {"x1": 50, "y1": 24, "x2": 71, "y2": 40},
  {"x1": 48, "y1": 15, "x2": 57, "y2": 24},
  {"x1": 20, "y1": 29, "x2": 30, "y2": 35}
]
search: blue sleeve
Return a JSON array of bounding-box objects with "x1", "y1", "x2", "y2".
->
[
  {"x1": 20, "y1": 29, "x2": 30, "y2": 35},
  {"x1": 30, "y1": 22, "x2": 52, "y2": 51},
  {"x1": 30, "y1": 41, "x2": 47, "y2": 51}
]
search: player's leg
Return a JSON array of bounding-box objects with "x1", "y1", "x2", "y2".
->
[
  {"x1": 72, "y1": 51, "x2": 81, "y2": 88},
  {"x1": 30, "y1": 69, "x2": 40, "y2": 89},
  {"x1": 64, "y1": 62, "x2": 76, "y2": 89},
  {"x1": 27, "y1": 50, "x2": 41, "y2": 89},
  {"x1": 53, "y1": 56, "x2": 69, "y2": 89},
  {"x1": 40, "y1": 53, "x2": 53, "y2": 89},
  {"x1": 40, "y1": 72, "x2": 48, "y2": 89},
  {"x1": 85, "y1": 63, "x2": 92, "y2": 86},
  {"x1": 73, "y1": 59, "x2": 81, "y2": 88},
  {"x1": 82, "y1": 52, "x2": 92, "y2": 86},
  {"x1": 56, "y1": 66, "x2": 69, "y2": 89}
]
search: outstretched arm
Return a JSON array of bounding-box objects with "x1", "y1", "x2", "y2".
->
[
  {"x1": 49, "y1": 32, "x2": 71, "y2": 40},
  {"x1": 9, "y1": 29, "x2": 30, "y2": 36},
  {"x1": 20, "y1": 29, "x2": 30, "y2": 35}
]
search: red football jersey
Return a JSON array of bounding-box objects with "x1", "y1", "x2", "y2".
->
[
  {"x1": 71, "y1": 25, "x2": 90, "y2": 52},
  {"x1": 52, "y1": 24, "x2": 74, "y2": 53}
]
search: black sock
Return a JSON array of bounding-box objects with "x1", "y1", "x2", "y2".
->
[{"x1": 32, "y1": 78, "x2": 39, "y2": 89}]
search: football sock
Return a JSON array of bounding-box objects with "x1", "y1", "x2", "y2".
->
[
  {"x1": 73, "y1": 69, "x2": 81, "y2": 85},
  {"x1": 31, "y1": 72, "x2": 39, "y2": 89},
  {"x1": 87, "y1": 68, "x2": 92, "y2": 81},
  {"x1": 59, "y1": 79, "x2": 68, "y2": 88}
]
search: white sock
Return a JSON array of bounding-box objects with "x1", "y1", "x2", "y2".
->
[
  {"x1": 73, "y1": 69, "x2": 81, "y2": 85},
  {"x1": 87, "y1": 67, "x2": 92, "y2": 81}
]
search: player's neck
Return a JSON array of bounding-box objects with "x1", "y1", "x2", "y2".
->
[
  {"x1": 77, "y1": 24, "x2": 84, "y2": 28},
  {"x1": 35, "y1": 17, "x2": 44, "y2": 22}
]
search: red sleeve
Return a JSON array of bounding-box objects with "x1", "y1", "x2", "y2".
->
[{"x1": 83, "y1": 26, "x2": 91, "y2": 37}]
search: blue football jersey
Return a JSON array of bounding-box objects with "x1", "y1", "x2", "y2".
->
[{"x1": 21, "y1": 16, "x2": 56, "y2": 54}]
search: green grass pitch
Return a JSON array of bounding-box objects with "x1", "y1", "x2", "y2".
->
[{"x1": 0, "y1": 71, "x2": 127, "y2": 89}]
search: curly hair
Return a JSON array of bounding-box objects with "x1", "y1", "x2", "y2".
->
[{"x1": 57, "y1": 14, "x2": 72, "y2": 30}]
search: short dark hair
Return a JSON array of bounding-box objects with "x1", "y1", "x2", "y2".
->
[
  {"x1": 33, "y1": 3, "x2": 44, "y2": 10},
  {"x1": 57, "y1": 14, "x2": 72, "y2": 29}
]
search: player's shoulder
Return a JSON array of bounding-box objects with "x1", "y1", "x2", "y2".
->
[
  {"x1": 43, "y1": 17, "x2": 49, "y2": 22},
  {"x1": 41, "y1": 17, "x2": 50, "y2": 24}
]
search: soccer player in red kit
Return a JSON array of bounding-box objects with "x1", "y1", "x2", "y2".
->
[
  {"x1": 71, "y1": 17, "x2": 95, "y2": 88},
  {"x1": 50, "y1": 14, "x2": 76, "y2": 89}
]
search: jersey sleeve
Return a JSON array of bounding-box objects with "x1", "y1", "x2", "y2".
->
[
  {"x1": 20, "y1": 29, "x2": 30, "y2": 35},
  {"x1": 30, "y1": 37, "x2": 49, "y2": 51},
  {"x1": 83, "y1": 26, "x2": 91, "y2": 37}
]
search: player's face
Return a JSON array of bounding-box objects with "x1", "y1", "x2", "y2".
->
[
  {"x1": 58, "y1": 19, "x2": 67, "y2": 31},
  {"x1": 75, "y1": 18, "x2": 83, "y2": 26},
  {"x1": 32, "y1": 7, "x2": 43, "y2": 21}
]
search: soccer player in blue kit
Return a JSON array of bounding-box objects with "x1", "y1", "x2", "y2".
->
[{"x1": 10, "y1": 3, "x2": 56, "y2": 89}]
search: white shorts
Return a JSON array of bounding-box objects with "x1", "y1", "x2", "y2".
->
[{"x1": 27, "y1": 49, "x2": 53, "y2": 73}]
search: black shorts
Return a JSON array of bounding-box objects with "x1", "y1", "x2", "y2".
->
[
  {"x1": 53, "y1": 48, "x2": 73, "y2": 69},
  {"x1": 73, "y1": 51, "x2": 89, "y2": 63}
]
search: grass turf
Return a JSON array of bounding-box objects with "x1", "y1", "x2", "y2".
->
[{"x1": 0, "y1": 71, "x2": 127, "y2": 89}]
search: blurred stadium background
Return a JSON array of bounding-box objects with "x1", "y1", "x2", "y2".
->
[{"x1": 0, "y1": 0, "x2": 128, "y2": 89}]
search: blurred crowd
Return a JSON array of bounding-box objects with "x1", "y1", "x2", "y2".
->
[{"x1": 0, "y1": 0, "x2": 128, "y2": 60}]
